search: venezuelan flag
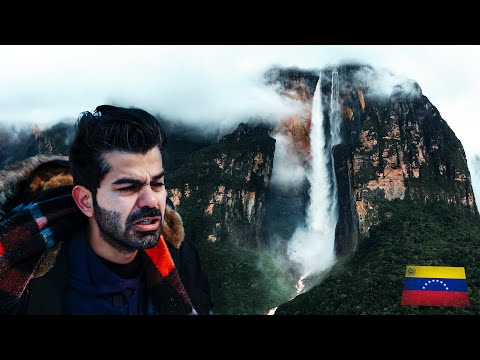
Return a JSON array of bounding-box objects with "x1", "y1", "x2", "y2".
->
[{"x1": 400, "y1": 265, "x2": 470, "y2": 307}]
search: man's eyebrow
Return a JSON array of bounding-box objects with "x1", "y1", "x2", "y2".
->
[
  {"x1": 112, "y1": 171, "x2": 165, "y2": 186},
  {"x1": 151, "y1": 171, "x2": 165, "y2": 181},
  {"x1": 112, "y1": 178, "x2": 145, "y2": 186}
]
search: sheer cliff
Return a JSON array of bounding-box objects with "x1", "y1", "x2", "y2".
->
[
  {"x1": 166, "y1": 122, "x2": 275, "y2": 248},
  {"x1": 266, "y1": 64, "x2": 477, "y2": 258}
]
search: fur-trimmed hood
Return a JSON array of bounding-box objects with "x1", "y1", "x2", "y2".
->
[{"x1": 0, "y1": 154, "x2": 185, "y2": 249}]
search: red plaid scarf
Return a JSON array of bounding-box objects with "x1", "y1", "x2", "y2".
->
[{"x1": 0, "y1": 188, "x2": 196, "y2": 315}]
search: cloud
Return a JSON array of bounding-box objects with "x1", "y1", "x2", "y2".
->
[
  {"x1": 1, "y1": 45, "x2": 479, "y2": 140},
  {"x1": 0, "y1": 46, "x2": 302, "y2": 136},
  {"x1": 468, "y1": 154, "x2": 480, "y2": 212},
  {"x1": 350, "y1": 64, "x2": 422, "y2": 99}
]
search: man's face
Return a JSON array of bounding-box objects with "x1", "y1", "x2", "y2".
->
[{"x1": 93, "y1": 147, "x2": 167, "y2": 252}]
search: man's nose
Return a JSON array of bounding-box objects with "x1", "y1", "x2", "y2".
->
[{"x1": 137, "y1": 186, "x2": 158, "y2": 208}]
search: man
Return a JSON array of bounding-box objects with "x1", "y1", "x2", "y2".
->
[{"x1": 0, "y1": 105, "x2": 213, "y2": 315}]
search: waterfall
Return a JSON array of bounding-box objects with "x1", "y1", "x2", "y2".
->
[
  {"x1": 330, "y1": 68, "x2": 341, "y2": 148},
  {"x1": 328, "y1": 68, "x2": 341, "y2": 221},
  {"x1": 287, "y1": 68, "x2": 341, "y2": 285},
  {"x1": 268, "y1": 69, "x2": 342, "y2": 315}
]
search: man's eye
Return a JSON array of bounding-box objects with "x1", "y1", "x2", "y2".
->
[
  {"x1": 152, "y1": 182, "x2": 164, "y2": 188},
  {"x1": 118, "y1": 186, "x2": 136, "y2": 191}
]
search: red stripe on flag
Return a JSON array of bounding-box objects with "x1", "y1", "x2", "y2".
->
[
  {"x1": 0, "y1": 242, "x2": 4, "y2": 256},
  {"x1": 401, "y1": 290, "x2": 470, "y2": 307}
]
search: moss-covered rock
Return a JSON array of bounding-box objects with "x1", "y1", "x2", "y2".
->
[{"x1": 167, "y1": 122, "x2": 276, "y2": 248}]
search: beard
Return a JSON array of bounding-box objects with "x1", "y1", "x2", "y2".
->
[{"x1": 92, "y1": 197, "x2": 163, "y2": 253}]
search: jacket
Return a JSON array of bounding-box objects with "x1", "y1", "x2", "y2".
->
[{"x1": 0, "y1": 154, "x2": 213, "y2": 315}]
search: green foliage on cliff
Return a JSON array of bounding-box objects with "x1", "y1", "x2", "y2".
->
[
  {"x1": 197, "y1": 240, "x2": 297, "y2": 315},
  {"x1": 275, "y1": 200, "x2": 480, "y2": 315},
  {"x1": 167, "y1": 123, "x2": 276, "y2": 247}
]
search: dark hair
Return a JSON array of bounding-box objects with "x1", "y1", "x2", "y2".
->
[{"x1": 69, "y1": 104, "x2": 167, "y2": 195}]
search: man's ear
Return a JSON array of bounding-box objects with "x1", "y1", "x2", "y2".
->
[{"x1": 72, "y1": 185, "x2": 94, "y2": 217}]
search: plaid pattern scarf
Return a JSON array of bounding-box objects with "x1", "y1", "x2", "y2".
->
[{"x1": 0, "y1": 188, "x2": 196, "y2": 315}]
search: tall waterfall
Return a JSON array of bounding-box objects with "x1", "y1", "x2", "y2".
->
[
  {"x1": 287, "y1": 68, "x2": 342, "y2": 285},
  {"x1": 268, "y1": 69, "x2": 342, "y2": 314}
]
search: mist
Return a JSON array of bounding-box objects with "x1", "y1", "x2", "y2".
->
[
  {"x1": 0, "y1": 46, "x2": 303, "y2": 139},
  {"x1": 269, "y1": 133, "x2": 307, "y2": 189},
  {"x1": 352, "y1": 65, "x2": 422, "y2": 98},
  {"x1": 469, "y1": 155, "x2": 480, "y2": 210}
]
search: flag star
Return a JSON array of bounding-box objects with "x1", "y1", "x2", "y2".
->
[
  {"x1": 446, "y1": 287, "x2": 449, "y2": 290},
  {"x1": 428, "y1": 280, "x2": 431, "y2": 283},
  {"x1": 440, "y1": 281, "x2": 443, "y2": 284},
  {"x1": 422, "y1": 286, "x2": 425, "y2": 289},
  {"x1": 443, "y1": 283, "x2": 446, "y2": 286},
  {"x1": 436, "y1": 279, "x2": 439, "y2": 282}
]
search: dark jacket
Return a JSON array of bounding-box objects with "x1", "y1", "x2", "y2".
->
[
  {"x1": 12, "y1": 233, "x2": 213, "y2": 315},
  {"x1": 0, "y1": 154, "x2": 213, "y2": 315}
]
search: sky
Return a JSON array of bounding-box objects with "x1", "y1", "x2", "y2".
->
[{"x1": 1, "y1": 45, "x2": 480, "y2": 199}]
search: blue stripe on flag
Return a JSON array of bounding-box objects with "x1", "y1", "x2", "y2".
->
[{"x1": 403, "y1": 277, "x2": 467, "y2": 292}]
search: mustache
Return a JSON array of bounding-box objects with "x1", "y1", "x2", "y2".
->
[{"x1": 127, "y1": 207, "x2": 163, "y2": 225}]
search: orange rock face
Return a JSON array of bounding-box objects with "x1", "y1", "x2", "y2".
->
[
  {"x1": 274, "y1": 79, "x2": 314, "y2": 161},
  {"x1": 357, "y1": 89, "x2": 365, "y2": 112}
]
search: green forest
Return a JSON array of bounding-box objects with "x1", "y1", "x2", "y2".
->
[
  {"x1": 197, "y1": 239, "x2": 297, "y2": 315},
  {"x1": 275, "y1": 199, "x2": 480, "y2": 315}
]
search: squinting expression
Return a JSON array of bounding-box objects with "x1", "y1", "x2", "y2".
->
[{"x1": 93, "y1": 148, "x2": 167, "y2": 252}]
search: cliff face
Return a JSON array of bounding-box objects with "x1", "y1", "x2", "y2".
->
[
  {"x1": 268, "y1": 64, "x2": 477, "y2": 257},
  {"x1": 166, "y1": 123, "x2": 276, "y2": 248},
  {"x1": 340, "y1": 65, "x2": 477, "y2": 242},
  {"x1": 262, "y1": 68, "x2": 315, "y2": 251},
  {"x1": 265, "y1": 67, "x2": 318, "y2": 160}
]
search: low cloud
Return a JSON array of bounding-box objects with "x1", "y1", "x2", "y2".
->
[
  {"x1": 0, "y1": 46, "x2": 302, "y2": 139},
  {"x1": 469, "y1": 154, "x2": 480, "y2": 212},
  {"x1": 351, "y1": 64, "x2": 422, "y2": 99}
]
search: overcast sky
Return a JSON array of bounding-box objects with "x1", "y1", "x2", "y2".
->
[{"x1": 1, "y1": 45, "x2": 480, "y2": 195}]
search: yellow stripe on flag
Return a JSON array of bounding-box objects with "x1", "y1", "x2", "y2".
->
[{"x1": 404, "y1": 265, "x2": 466, "y2": 279}]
